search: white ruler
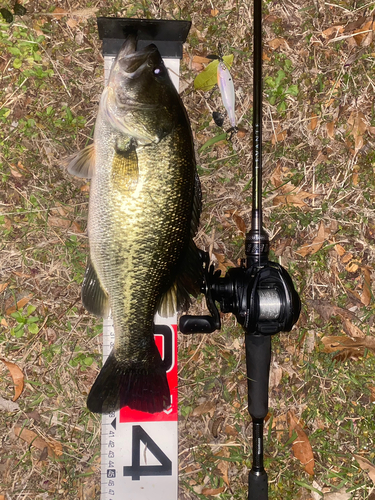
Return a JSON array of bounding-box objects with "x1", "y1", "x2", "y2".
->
[
  {"x1": 100, "y1": 315, "x2": 178, "y2": 500},
  {"x1": 100, "y1": 53, "x2": 181, "y2": 500}
]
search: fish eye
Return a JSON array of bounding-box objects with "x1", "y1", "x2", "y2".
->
[{"x1": 153, "y1": 66, "x2": 165, "y2": 76}]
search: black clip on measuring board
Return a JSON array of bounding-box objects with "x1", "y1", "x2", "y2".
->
[
  {"x1": 179, "y1": 0, "x2": 301, "y2": 498},
  {"x1": 97, "y1": 17, "x2": 191, "y2": 58}
]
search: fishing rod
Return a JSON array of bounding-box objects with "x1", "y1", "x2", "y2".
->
[{"x1": 179, "y1": 0, "x2": 301, "y2": 497}]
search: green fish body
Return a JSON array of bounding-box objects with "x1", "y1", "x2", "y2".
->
[{"x1": 66, "y1": 38, "x2": 202, "y2": 413}]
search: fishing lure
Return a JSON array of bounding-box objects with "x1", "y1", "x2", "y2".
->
[{"x1": 217, "y1": 59, "x2": 236, "y2": 129}]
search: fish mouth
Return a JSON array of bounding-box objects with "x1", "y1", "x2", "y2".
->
[{"x1": 115, "y1": 36, "x2": 160, "y2": 77}]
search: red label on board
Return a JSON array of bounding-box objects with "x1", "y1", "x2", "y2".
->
[{"x1": 119, "y1": 324, "x2": 178, "y2": 423}]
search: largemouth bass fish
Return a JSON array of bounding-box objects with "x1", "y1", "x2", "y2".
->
[{"x1": 66, "y1": 37, "x2": 202, "y2": 414}]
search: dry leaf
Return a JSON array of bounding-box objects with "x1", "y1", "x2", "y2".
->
[
  {"x1": 321, "y1": 25, "x2": 344, "y2": 39},
  {"x1": 353, "y1": 19, "x2": 374, "y2": 46},
  {"x1": 273, "y1": 190, "x2": 316, "y2": 208},
  {"x1": 344, "y1": 15, "x2": 366, "y2": 33},
  {"x1": 0, "y1": 359, "x2": 24, "y2": 401},
  {"x1": 352, "y1": 164, "x2": 359, "y2": 186},
  {"x1": 308, "y1": 113, "x2": 319, "y2": 131},
  {"x1": 308, "y1": 299, "x2": 358, "y2": 322},
  {"x1": 66, "y1": 17, "x2": 78, "y2": 28},
  {"x1": 271, "y1": 128, "x2": 287, "y2": 144},
  {"x1": 201, "y1": 486, "x2": 225, "y2": 496},
  {"x1": 10, "y1": 167, "x2": 23, "y2": 178},
  {"x1": 312, "y1": 483, "x2": 352, "y2": 500},
  {"x1": 224, "y1": 425, "x2": 238, "y2": 437},
  {"x1": 38, "y1": 446, "x2": 49, "y2": 463},
  {"x1": 334, "y1": 244, "x2": 346, "y2": 256},
  {"x1": 213, "y1": 252, "x2": 236, "y2": 273},
  {"x1": 192, "y1": 55, "x2": 212, "y2": 64},
  {"x1": 288, "y1": 411, "x2": 314, "y2": 475},
  {"x1": 269, "y1": 37, "x2": 288, "y2": 50},
  {"x1": 0, "y1": 283, "x2": 8, "y2": 293},
  {"x1": 304, "y1": 330, "x2": 316, "y2": 354},
  {"x1": 347, "y1": 110, "x2": 367, "y2": 153},
  {"x1": 232, "y1": 213, "x2": 246, "y2": 234},
  {"x1": 14, "y1": 426, "x2": 62, "y2": 459},
  {"x1": 264, "y1": 14, "x2": 281, "y2": 24},
  {"x1": 296, "y1": 221, "x2": 326, "y2": 256},
  {"x1": 362, "y1": 26, "x2": 374, "y2": 47},
  {"x1": 326, "y1": 121, "x2": 335, "y2": 139},
  {"x1": 342, "y1": 319, "x2": 366, "y2": 339},
  {"x1": 5, "y1": 293, "x2": 33, "y2": 315},
  {"x1": 191, "y1": 401, "x2": 216, "y2": 417},
  {"x1": 215, "y1": 449, "x2": 230, "y2": 486},
  {"x1": 354, "y1": 454, "x2": 375, "y2": 484},
  {"x1": 361, "y1": 266, "x2": 371, "y2": 306},
  {"x1": 3, "y1": 217, "x2": 11, "y2": 230},
  {"x1": 321, "y1": 335, "x2": 375, "y2": 360},
  {"x1": 321, "y1": 336, "x2": 361, "y2": 354},
  {"x1": 345, "y1": 261, "x2": 359, "y2": 273},
  {"x1": 52, "y1": 7, "x2": 68, "y2": 19},
  {"x1": 0, "y1": 395, "x2": 19, "y2": 412},
  {"x1": 324, "y1": 488, "x2": 351, "y2": 500},
  {"x1": 192, "y1": 61, "x2": 204, "y2": 72},
  {"x1": 211, "y1": 417, "x2": 225, "y2": 438},
  {"x1": 270, "y1": 163, "x2": 283, "y2": 188},
  {"x1": 71, "y1": 221, "x2": 83, "y2": 233},
  {"x1": 269, "y1": 362, "x2": 283, "y2": 390},
  {"x1": 210, "y1": 8, "x2": 219, "y2": 16},
  {"x1": 70, "y1": 7, "x2": 98, "y2": 18},
  {"x1": 341, "y1": 252, "x2": 353, "y2": 264},
  {"x1": 262, "y1": 51, "x2": 271, "y2": 61},
  {"x1": 48, "y1": 216, "x2": 72, "y2": 229},
  {"x1": 236, "y1": 127, "x2": 248, "y2": 138}
]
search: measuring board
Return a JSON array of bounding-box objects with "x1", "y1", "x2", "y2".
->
[
  {"x1": 100, "y1": 315, "x2": 178, "y2": 500},
  {"x1": 97, "y1": 18, "x2": 191, "y2": 500}
]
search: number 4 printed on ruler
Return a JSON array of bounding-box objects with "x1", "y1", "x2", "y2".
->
[{"x1": 123, "y1": 425, "x2": 172, "y2": 480}]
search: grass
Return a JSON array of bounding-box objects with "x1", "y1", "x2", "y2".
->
[{"x1": 1, "y1": 0, "x2": 375, "y2": 499}]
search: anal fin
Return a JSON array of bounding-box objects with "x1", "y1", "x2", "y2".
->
[{"x1": 81, "y1": 260, "x2": 110, "y2": 318}]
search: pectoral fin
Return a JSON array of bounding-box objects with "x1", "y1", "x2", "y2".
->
[
  {"x1": 65, "y1": 143, "x2": 96, "y2": 179},
  {"x1": 81, "y1": 260, "x2": 110, "y2": 318}
]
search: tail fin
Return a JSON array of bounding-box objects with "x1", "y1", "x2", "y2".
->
[{"x1": 87, "y1": 349, "x2": 170, "y2": 414}]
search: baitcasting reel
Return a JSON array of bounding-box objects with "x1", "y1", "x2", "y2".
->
[{"x1": 180, "y1": 228, "x2": 300, "y2": 338}]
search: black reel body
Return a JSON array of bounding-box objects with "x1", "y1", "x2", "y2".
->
[{"x1": 179, "y1": 250, "x2": 301, "y2": 337}]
